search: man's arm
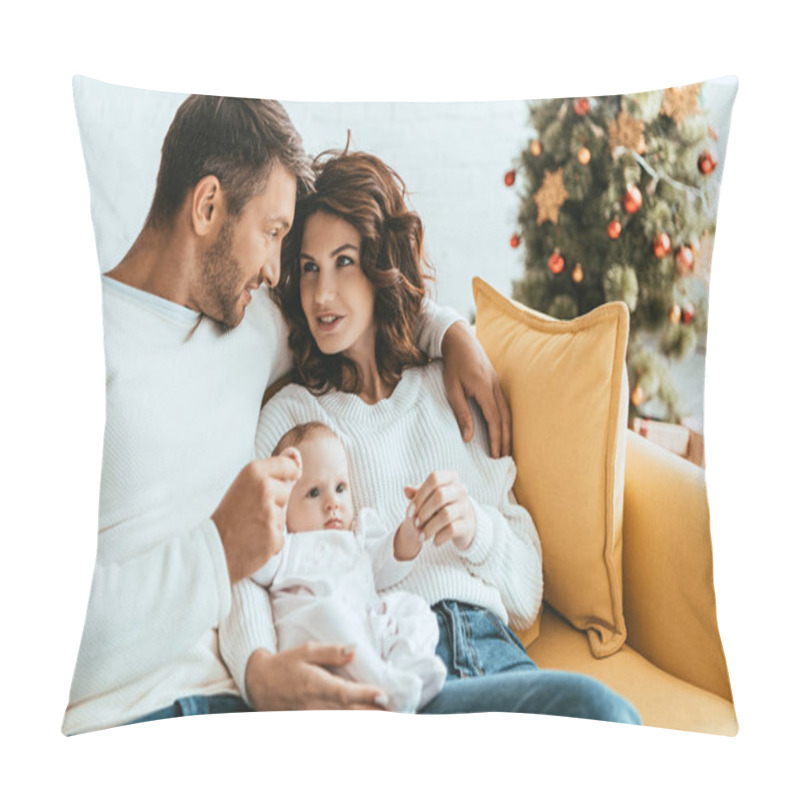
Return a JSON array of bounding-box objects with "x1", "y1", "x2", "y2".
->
[
  {"x1": 220, "y1": 578, "x2": 388, "y2": 711},
  {"x1": 417, "y1": 299, "x2": 511, "y2": 458},
  {"x1": 69, "y1": 519, "x2": 231, "y2": 704}
]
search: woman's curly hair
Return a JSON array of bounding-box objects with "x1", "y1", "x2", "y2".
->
[{"x1": 273, "y1": 149, "x2": 433, "y2": 395}]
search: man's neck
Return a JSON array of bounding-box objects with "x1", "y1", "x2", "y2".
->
[{"x1": 107, "y1": 226, "x2": 197, "y2": 309}]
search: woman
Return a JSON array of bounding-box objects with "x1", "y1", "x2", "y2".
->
[{"x1": 249, "y1": 150, "x2": 640, "y2": 723}]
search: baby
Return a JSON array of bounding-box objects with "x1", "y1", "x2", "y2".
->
[{"x1": 250, "y1": 422, "x2": 446, "y2": 712}]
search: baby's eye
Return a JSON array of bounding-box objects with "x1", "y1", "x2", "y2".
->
[
  {"x1": 336, "y1": 482, "x2": 347, "y2": 493},
  {"x1": 307, "y1": 487, "x2": 319, "y2": 499}
]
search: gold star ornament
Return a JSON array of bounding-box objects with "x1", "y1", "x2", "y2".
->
[
  {"x1": 608, "y1": 111, "x2": 647, "y2": 154},
  {"x1": 661, "y1": 84, "x2": 702, "y2": 125},
  {"x1": 534, "y1": 168, "x2": 569, "y2": 226}
]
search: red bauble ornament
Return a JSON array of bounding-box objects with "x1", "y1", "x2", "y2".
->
[
  {"x1": 698, "y1": 150, "x2": 718, "y2": 175},
  {"x1": 548, "y1": 250, "x2": 565, "y2": 274},
  {"x1": 607, "y1": 220, "x2": 622, "y2": 240},
  {"x1": 653, "y1": 232, "x2": 672, "y2": 258},
  {"x1": 510, "y1": 233, "x2": 521, "y2": 249},
  {"x1": 623, "y1": 184, "x2": 643, "y2": 214},
  {"x1": 682, "y1": 303, "x2": 696, "y2": 324},
  {"x1": 675, "y1": 245, "x2": 695, "y2": 276},
  {"x1": 504, "y1": 170, "x2": 516, "y2": 187},
  {"x1": 574, "y1": 97, "x2": 590, "y2": 116}
]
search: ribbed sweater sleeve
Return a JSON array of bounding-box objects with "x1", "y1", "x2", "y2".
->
[
  {"x1": 416, "y1": 297, "x2": 464, "y2": 359},
  {"x1": 71, "y1": 519, "x2": 231, "y2": 702},
  {"x1": 218, "y1": 578, "x2": 277, "y2": 705}
]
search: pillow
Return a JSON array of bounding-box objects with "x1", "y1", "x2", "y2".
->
[
  {"x1": 474, "y1": 277, "x2": 630, "y2": 657},
  {"x1": 66, "y1": 76, "x2": 736, "y2": 735}
]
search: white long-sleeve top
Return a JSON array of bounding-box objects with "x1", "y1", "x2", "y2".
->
[
  {"x1": 63, "y1": 275, "x2": 458, "y2": 735},
  {"x1": 220, "y1": 361, "x2": 543, "y2": 702}
]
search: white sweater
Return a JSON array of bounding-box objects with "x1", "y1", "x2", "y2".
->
[
  {"x1": 220, "y1": 362, "x2": 543, "y2": 702},
  {"x1": 63, "y1": 276, "x2": 457, "y2": 735}
]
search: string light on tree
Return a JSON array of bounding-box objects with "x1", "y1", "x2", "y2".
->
[
  {"x1": 530, "y1": 140, "x2": 542, "y2": 156},
  {"x1": 572, "y1": 263, "x2": 584, "y2": 283},
  {"x1": 577, "y1": 146, "x2": 591, "y2": 165}
]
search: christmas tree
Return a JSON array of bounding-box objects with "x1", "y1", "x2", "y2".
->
[{"x1": 509, "y1": 83, "x2": 721, "y2": 423}]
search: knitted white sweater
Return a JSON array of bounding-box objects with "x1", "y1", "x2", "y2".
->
[
  {"x1": 63, "y1": 276, "x2": 457, "y2": 734},
  {"x1": 220, "y1": 362, "x2": 543, "y2": 702}
]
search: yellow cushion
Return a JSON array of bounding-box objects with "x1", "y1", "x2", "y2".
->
[
  {"x1": 473, "y1": 277, "x2": 629, "y2": 657},
  {"x1": 528, "y1": 606, "x2": 738, "y2": 735}
]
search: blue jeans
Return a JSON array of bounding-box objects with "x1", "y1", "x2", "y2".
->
[
  {"x1": 127, "y1": 693, "x2": 250, "y2": 725},
  {"x1": 419, "y1": 600, "x2": 641, "y2": 724}
]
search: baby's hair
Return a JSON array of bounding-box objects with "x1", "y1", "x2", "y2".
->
[{"x1": 272, "y1": 421, "x2": 338, "y2": 456}]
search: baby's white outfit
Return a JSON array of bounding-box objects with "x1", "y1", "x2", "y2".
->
[{"x1": 250, "y1": 508, "x2": 446, "y2": 712}]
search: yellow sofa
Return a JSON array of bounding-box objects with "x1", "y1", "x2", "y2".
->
[{"x1": 526, "y1": 431, "x2": 737, "y2": 735}]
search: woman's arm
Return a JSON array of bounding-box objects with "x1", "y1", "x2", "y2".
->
[{"x1": 458, "y1": 485, "x2": 543, "y2": 630}]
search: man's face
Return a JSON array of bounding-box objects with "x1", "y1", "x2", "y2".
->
[
  {"x1": 198, "y1": 163, "x2": 296, "y2": 328},
  {"x1": 285, "y1": 432, "x2": 355, "y2": 534}
]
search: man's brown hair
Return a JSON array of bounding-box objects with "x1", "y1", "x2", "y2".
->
[{"x1": 145, "y1": 95, "x2": 313, "y2": 228}]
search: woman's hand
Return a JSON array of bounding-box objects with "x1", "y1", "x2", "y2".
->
[
  {"x1": 441, "y1": 321, "x2": 511, "y2": 459},
  {"x1": 405, "y1": 471, "x2": 477, "y2": 550}
]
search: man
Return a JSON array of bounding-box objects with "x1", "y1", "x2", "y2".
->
[{"x1": 63, "y1": 95, "x2": 511, "y2": 734}]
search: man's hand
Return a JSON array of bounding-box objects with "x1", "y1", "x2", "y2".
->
[
  {"x1": 404, "y1": 471, "x2": 477, "y2": 550},
  {"x1": 211, "y1": 451, "x2": 302, "y2": 585},
  {"x1": 245, "y1": 645, "x2": 388, "y2": 711},
  {"x1": 441, "y1": 321, "x2": 511, "y2": 458}
]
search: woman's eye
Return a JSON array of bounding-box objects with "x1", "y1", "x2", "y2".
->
[
  {"x1": 336, "y1": 255, "x2": 354, "y2": 268},
  {"x1": 300, "y1": 261, "x2": 318, "y2": 274}
]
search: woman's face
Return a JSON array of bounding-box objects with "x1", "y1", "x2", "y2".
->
[{"x1": 299, "y1": 211, "x2": 377, "y2": 363}]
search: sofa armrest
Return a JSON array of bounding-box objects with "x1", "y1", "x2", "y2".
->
[{"x1": 621, "y1": 430, "x2": 734, "y2": 702}]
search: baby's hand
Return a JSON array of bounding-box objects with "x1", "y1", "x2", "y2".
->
[{"x1": 393, "y1": 486, "x2": 425, "y2": 561}]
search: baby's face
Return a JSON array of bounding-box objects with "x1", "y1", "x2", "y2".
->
[{"x1": 285, "y1": 432, "x2": 355, "y2": 534}]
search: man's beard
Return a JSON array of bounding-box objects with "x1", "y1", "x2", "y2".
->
[{"x1": 199, "y1": 218, "x2": 243, "y2": 330}]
